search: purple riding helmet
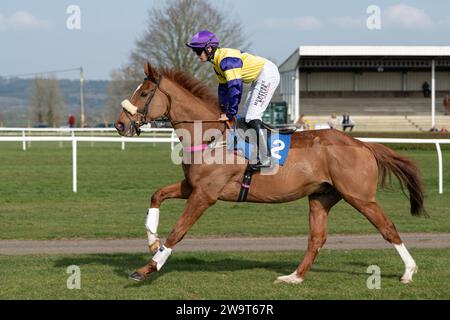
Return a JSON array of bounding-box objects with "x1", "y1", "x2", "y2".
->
[{"x1": 186, "y1": 30, "x2": 219, "y2": 59}]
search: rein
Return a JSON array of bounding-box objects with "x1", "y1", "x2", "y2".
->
[
  {"x1": 124, "y1": 74, "x2": 232, "y2": 142},
  {"x1": 125, "y1": 75, "x2": 231, "y2": 135}
]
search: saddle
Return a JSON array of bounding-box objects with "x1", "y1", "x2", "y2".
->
[
  {"x1": 233, "y1": 117, "x2": 297, "y2": 142},
  {"x1": 229, "y1": 117, "x2": 296, "y2": 202},
  {"x1": 235, "y1": 117, "x2": 297, "y2": 134}
]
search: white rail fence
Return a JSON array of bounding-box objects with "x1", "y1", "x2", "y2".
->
[
  {"x1": 0, "y1": 128, "x2": 448, "y2": 194},
  {"x1": 0, "y1": 127, "x2": 175, "y2": 151}
]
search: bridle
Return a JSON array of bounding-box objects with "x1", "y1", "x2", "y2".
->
[
  {"x1": 124, "y1": 73, "x2": 230, "y2": 137},
  {"x1": 124, "y1": 74, "x2": 172, "y2": 136}
]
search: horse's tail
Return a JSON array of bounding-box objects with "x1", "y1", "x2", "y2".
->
[{"x1": 364, "y1": 142, "x2": 427, "y2": 216}]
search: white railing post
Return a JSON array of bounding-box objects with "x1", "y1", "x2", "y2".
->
[
  {"x1": 27, "y1": 128, "x2": 31, "y2": 148},
  {"x1": 171, "y1": 130, "x2": 175, "y2": 151},
  {"x1": 22, "y1": 130, "x2": 26, "y2": 151},
  {"x1": 72, "y1": 136, "x2": 77, "y2": 193},
  {"x1": 431, "y1": 59, "x2": 436, "y2": 129},
  {"x1": 121, "y1": 137, "x2": 125, "y2": 150},
  {"x1": 153, "y1": 130, "x2": 156, "y2": 147},
  {"x1": 435, "y1": 141, "x2": 443, "y2": 194},
  {"x1": 59, "y1": 131, "x2": 63, "y2": 148}
]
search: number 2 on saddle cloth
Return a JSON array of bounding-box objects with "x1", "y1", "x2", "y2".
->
[
  {"x1": 227, "y1": 115, "x2": 292, "y2": 166},
  {"x1": 226, "y1": 116, "x2": 293, "y2": 201}
]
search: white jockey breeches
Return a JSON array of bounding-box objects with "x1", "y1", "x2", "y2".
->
[{"x1": 244, "y1": 60, "x2": 280, "y2": 122}]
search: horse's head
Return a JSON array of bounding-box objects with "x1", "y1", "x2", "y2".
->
[{"x1": 115, "y1": 62, "x2": 171, "y2": 137}]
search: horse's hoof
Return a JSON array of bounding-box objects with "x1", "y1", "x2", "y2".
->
[
  {"x1": 129, "y1": 271, "x2": 147, "y2": 282},
  {"x1": 274, "y1": 272, "x2": 304, "y2": 284},
  {"x1": 400, "y1": 278, "x2": 413, "y2": 284},
  {"x1": 400, "y1": 265, "x2": 418, "y2": 284}
]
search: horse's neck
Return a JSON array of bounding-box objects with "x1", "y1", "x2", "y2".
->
[{"x1": 165, "y1": 81, "x2": 226, "y2": 147}]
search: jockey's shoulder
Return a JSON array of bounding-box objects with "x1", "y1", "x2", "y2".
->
[{"x1": 217, "y1": 47, "x2": 241, "y2": 57}]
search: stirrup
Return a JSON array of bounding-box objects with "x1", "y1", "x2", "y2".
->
[
  {"x1": 250, "y1": 158, "x2": 271, "y2": 169},
  {"x1": 247, "y1": 119, "x2": 271, "y2": 170}
]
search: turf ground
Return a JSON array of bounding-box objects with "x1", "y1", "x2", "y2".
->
[
  {"x1": 0, "y1": 142, "x2": 449, "y2": 239},
  {"x1": 1, "y1": 249, "x2": 449, "y2": 299},
  {"x1": 1, "y1": 140, "x2": 449, "y2": 300}
]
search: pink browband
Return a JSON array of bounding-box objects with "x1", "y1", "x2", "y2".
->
[{"x1": 183, "y1": 144, "x2": 209, "y2": 153}]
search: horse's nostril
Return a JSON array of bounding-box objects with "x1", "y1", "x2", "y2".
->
[{"x1": 115, "y1": 122, "x2": 124, "y2": 132}]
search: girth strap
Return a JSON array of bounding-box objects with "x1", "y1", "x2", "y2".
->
[{"x1": 238, "y1": 164, "x2": 255, "y2": 202}]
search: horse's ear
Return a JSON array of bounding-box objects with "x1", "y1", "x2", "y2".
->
[
  {"x1": 144, "y1": 61, "x2": 158, "y2": 81},
  {"x1": 144, "y1": 61, "x2": 151, "y2": 77}
]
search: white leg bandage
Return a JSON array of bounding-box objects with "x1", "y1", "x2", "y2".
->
[
  {"x1": 145, "y1": 208, "x2": 159, "y2": 245},
  {"x1": 394, "y1": 243, "x2": 417, "y2": 283},
  {"x1": 394, "y1": 243, "x2": 416, "y2": 268},
  {"x1": 152, "y1": 245, "x2": 172, "y2": 271}
]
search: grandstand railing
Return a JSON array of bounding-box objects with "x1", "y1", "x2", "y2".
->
[{"x1": 0, "y1": 128, "x2": 448, "y2": 194}]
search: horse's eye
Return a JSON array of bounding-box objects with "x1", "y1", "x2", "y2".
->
[{"x1": 140, "y1": 91, "x2": 148, "y2": 97}]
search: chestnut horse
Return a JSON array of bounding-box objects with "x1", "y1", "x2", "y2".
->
[{"x1": 115, "y1": 62, "x2": 425, "y2": 284}]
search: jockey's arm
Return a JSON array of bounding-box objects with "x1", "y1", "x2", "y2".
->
[
  {"x1": 220, "y1": 57, "x2": 243, "y2": 119},
  {"x1": 218, "y1": 83, "x2": 228, "y2": 114},
  {"x1": 225, "y1": 82, "x2": 242, "y2": 119}
]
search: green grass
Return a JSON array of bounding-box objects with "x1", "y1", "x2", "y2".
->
[
  {"x1": 0, "y1": 142, "x2": 449, "y2": 240},
  {"x1": 1, "y1": 249, "x2": 449, "y2": 299}
]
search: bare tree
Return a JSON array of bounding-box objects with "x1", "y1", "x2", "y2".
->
[
  {"x1": 30, "y1": 76, "x2": 64, "y2": 127},
  {"x1": 105, "y1": 0, "x2": 250, "y2": 121},
  {"x1": 46, "y1": 77, "x2": 64, "y2": 126},
  {"x1": 31, "y1": 76, "x2": 46, "y2": 125},
  {"x1": 131, "y1": 0, "x2": 250, "y2": 82}
]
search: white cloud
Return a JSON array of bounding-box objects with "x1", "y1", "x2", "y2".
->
[
  {"x1": 384, "y1": 4, "x2": 433, "y2": 29},
  {"x1": 332, "y1": 16, "x2": 366, "y2": 29},
  {"x1": 0, "y1": 11, "x2": 49, "y2": 31},
  {"x1": 259, "y1": 16, "x2": 322, "y2": 30},
  {"x1": 292, "y1": 16, "x2": 323, "y2": 30}
]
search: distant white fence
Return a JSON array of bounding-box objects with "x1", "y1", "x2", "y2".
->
[
  {"x1": 0, "y1": 127, "x2": 175, "y2": 151},
  {"x1": 0, "y1": 128, "x2": 448, "y2": 194},
  {"x1": 360, "y1": 138, "x2": 449, "y2": 194},
  {"x1": 0, "y1": 128, "x2": 178, "y2": 193}
]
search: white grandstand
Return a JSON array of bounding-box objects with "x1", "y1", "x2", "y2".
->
[{"x1": 278, "y1": 46, "x2": 450, "y2": 131}]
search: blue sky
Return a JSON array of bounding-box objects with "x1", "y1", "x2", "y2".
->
[{"x1": 1, "y1": 0, "x2": 450, "y2": 80}]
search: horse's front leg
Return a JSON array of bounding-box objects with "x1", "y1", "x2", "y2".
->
[
  {"x1": 130, "y1": 186, "x2": 217, "y2": 282},
  {"x1": 146, "y1": 180, "x2": 192, "y2": 254}
]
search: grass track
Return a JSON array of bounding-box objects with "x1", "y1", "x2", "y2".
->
[
  {"x1": 1, "y1": 141, "x2": 449, "y2": 300},
  {"x1": 0, "y1": 142, "x2": 449, "y2": 239},
  {"x1": 1, "y1": 249, "x2": 449, "y2": 299}
]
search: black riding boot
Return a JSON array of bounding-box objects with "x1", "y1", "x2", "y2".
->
[{"x1": 247, "y1": 119, "x2": 271, "y2": 169}]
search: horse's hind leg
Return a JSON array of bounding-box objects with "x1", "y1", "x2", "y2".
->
[
  {"x1": 275, "y1": 189, "x2": 342, "y2": 284},
  {"x1": 146, "y1": 180, "x2": 192, "y2": 254},
  {"x1": 344, "y1": 195, "x2": 417, "y2": 283}
]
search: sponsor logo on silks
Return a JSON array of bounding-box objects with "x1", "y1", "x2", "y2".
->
[
  {"x1": 227, "y1": 120, "x2": 291, "y2": 166},
  {"x1": 254, "y1": 80, "x2": 271, "y2": 107}
]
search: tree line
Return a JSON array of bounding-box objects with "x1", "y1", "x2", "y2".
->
[{"x1": 31, "y1": 76, "x2": 65, "y2": 127}]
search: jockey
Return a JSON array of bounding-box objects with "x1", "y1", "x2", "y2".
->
[{"x1": 186, "y1": 30, "x2": 280, "y2": 169}]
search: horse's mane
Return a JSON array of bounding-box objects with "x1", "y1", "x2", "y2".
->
[{"x1": 158, "y1": 66, "x2": 219, "y2": 107}]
